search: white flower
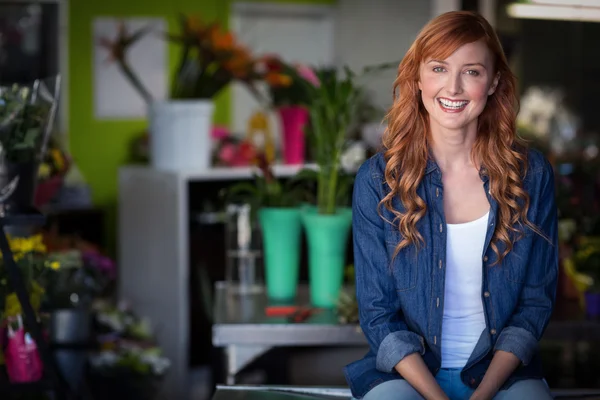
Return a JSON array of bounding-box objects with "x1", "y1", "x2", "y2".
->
[
  {"x1": 341, "y1": 142, "x2": 366, "y2": 172},
  {"x1": 360, "y1": 122, "x2": 386, "y2": 150},
  {"x1": 517, "y1": 87, "x2": 563, "y2": 137},
  {"x1": 97, "y1": 312, "x2": 125, "y2": 333},
  {"x1": 140, "y1": 352, "x2": 171, "y2": 376},
  {"x1": 89, "y1": 351, "x2": 119, "y2": 368}
]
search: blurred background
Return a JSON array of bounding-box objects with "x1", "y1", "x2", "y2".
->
[{"x1": 1, "y1": 0, "x2": 600, "y2": 399}]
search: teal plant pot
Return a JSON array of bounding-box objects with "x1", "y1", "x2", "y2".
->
[
  {"x1": 259, "y1": 207, "x2": 302, "y2": 302},
  {"x1": 301, "y1": 207, "x2": 352, "y2": 308}
]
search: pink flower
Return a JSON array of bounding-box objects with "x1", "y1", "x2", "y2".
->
[
  {"x1": 219, "y1": 143, "x2": 237, "y2": 165},
  {"x1": 211, "y1": 126, "x2": 230, "y2": 140},
  {"x1": 295, "y1": 64, "x2": 320, "y2": 87}
]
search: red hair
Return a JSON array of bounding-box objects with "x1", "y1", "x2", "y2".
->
[{"x1": 381, "y1": 11, "x2": 535, "y2": 263}]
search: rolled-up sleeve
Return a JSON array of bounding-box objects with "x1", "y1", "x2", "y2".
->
[
  {"x1": 494, "y1": 159, "x2": 559, "y2": 365},
  {"x1": 352, "y1": 158, "x2": 424, "y2": 373}
]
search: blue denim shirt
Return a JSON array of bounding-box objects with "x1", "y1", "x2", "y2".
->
[{"x1": 344, "y1": 148, "x2": 558, "y2": 399}]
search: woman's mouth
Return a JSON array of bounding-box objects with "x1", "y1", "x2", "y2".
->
[{"x1": 437, "y1": 98, "x2": 469, "y2": 113}]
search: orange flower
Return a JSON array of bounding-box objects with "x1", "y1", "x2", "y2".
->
[
  {"x1": 224, "y1": 57, "x2": 252, "y2": 79},
  {"x1": 185, "y1": 16, "x2": 202, "y2": 33},
  {"x1": 200, "y1": 24, "x2": 220, "y2": 46},
  {"x1": 265, "y1": 72, "x2": 292, "y2": 87},
  {"x1": 260, "y1": 55, "x2": 284, "y2": 72},
  {"x1": 211, "y1": 30, "x2": 235, "y2": 51}
]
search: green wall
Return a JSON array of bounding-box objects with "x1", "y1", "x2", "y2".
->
[{"x1": 68, "y1": 0, "x2": 334, "y2": 250}]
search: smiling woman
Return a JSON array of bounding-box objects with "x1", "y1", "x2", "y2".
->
[
  {"x1": 419, "y1": 40, "x2": 499, "y2": 138},
  {"x1": 345, "y1": 11, "x2": 558, "y2": 400}
]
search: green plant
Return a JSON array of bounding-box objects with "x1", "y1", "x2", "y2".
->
[
  {"x1": 225, "y1": 155, "x2": 310, "y2": 209},
  {"x1": 574, "y1": 236, "x2": 600, "y2": 292},
  {"x1": 0, "y1": 84, "x2": 54, "y2": 163},
  {"x1": 297, "y1": 61, "x2": 395, "y2": 214},
  {"x1": 300, "y1": 68, "x2": 362, "y2": 214},
  {"x1": 336, "y1": 264, "x2": 358, "y2": 324}
]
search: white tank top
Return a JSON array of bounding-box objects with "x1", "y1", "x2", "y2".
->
[{"x1": 441, "y1": 211, "x2": 489, "y2": 368}]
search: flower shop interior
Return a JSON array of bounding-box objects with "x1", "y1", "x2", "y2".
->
[{"x1": 1, "y1": 0, "x2": 600, "y2": 399}]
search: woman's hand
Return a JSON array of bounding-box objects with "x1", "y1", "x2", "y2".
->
[
  {"x1": 395, "y1": 353, "x2": 449, "y2": 400},
  {"x1": 469, "y1": 350, "x2": 521, "y2": 400}
]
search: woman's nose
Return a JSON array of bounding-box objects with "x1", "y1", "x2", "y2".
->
[{"x1": 445, "y1": 73, "x2": 463, "y2": 96}]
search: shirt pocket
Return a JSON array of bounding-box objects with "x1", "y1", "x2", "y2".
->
[
  {"x1": 386, "y1": 229, "x2": 418, "y2": 292},
  {"x1": 503, "y1": 261, "x2": 528, "y2": 284},
  {"x1": 502, "y1": 247, "x2": 548, "y2": 287}
]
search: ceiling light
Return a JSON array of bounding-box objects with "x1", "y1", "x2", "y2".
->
[
  {"x1": 529, "y1": 0, "x2": 600, "y2": 6},
  {"x1": 507, "y1": 2, "x2": 600, "y2": 22}
]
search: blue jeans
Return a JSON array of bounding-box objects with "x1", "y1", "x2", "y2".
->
[{"x1": 359, "y1": 368, "x2": 553, "y2": 400}]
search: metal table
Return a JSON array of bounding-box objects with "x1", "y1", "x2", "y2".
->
[
  {"x1": 212, "y1": 281, "x2": 600, "y2": 385},
  {"x1": 211, "y1": 385, "x2": 351, "y2": 399},
  {"x1": 211, "y1": 385, "x2": 600, "y2": 400},
  {"x1": 212, "y1": 282, "x2": 364, "y2": 384}
]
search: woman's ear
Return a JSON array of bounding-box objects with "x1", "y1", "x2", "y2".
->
[{"x1": 488, "y1": 72, "x2": 500, "y2": 96}]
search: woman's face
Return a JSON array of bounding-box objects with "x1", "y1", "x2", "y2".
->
[{"x1": 418, "y1": 40, "x2": 499, "y2": 134}]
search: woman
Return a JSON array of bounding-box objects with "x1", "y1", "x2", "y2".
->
[{"x1": 345, "y1": 11, "x2": 557, "y2": 400}]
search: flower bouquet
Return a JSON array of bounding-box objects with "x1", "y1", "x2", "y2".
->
[
  {"x1": 99, "y1": 15, "x2": 264, "y2": 103},
  {"x1": 43, "y1": 248, "x2": 116, "y2": 310},
  {"x1": 35, "y1": 136, "x2": 71, "y2": 210},
  {"x1": 0, "y1": 76, "x2": 61, "y2": 215},
  {"x1": 259, "y1": 55, "x2": 321, "y2": 165},
  {"x1": 0, "y1": 234, "x2": 61, "y2": 383},
  {"x1": 89, "y1": 301, "x2": 170, "y2": 400},
  {"x1": 98, "y1": 16, "x2": 264, "y2": 170}
]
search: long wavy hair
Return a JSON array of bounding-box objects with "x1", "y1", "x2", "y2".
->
[{"x1": 381, "y1": 11, "x2": 537, "y2": 264}]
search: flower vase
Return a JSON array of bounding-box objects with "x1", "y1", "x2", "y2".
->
[
  {"x1": 277, "y1": 106, "x2": 308, "y2": 165},
  {"x1": 259, "y1": 207, "x2": 302, "y2": 303},
  {"x1": 149, "y1": 100, "x2": 214, "y2": 171},
  {"x1": 585, "y1": 292, "x2": 600, "y2": 319},
  {"x1": 301, "y1": 207, "x2": 352, "y2": 308},
  {"x1": 51, "y1": 309, "x2": 93, "y2": 391}
]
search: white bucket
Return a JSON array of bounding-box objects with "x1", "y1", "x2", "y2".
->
[{"x1": 149, "y1": 100, "x2": 214, "y2": 171}]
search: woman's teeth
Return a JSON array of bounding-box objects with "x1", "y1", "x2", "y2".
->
[{"x1": 438, "y1": 98, "x2": 469, "y2": 110}]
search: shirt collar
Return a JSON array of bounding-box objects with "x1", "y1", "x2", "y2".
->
[{"x1": 424, "y1": 151, "x2": 489, "y2": 183}]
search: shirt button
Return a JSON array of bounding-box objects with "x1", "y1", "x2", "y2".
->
[
  {"x1": 490, "y1": 329, "x2": 497, "y2": 335},
  {"x1": 484, "y1": 291, "x2": 490, "y2": 298},
  {"x1": 436, "y1": 188, "x2": 440, "y2": 197},
  {"x1": 483, "y1": 256, "x2": 488, "y2": 262},
  {"x1": 436, "y1": 297, "x2": 440, "y2": 307},
  {"x1": 439, "y1": 224, "x2": 443, "y2": 233},
  {"x1": 439, "y1": 259, "x2": 442, "y2": 269}
]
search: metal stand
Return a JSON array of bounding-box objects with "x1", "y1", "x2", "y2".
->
[{"x1": 0, "y1": 210, "x2": 71, "y2": 399}]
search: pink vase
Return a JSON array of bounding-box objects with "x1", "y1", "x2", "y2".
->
[{"x1": 278, "y1": 106, "x2": 309, "y2": 165}]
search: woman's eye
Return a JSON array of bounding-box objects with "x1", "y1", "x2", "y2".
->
[
  {"x1": 433, "y1": 66, "x2": 445, "y2": 73},
  {"x1": 466, "y1": 70, "x2": 480, "y2": 76}
]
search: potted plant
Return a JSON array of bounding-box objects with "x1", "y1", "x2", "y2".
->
[
  {"x1": 227, "y1": 155, "x2": 309, "y2": 302},
  {"x1": 98, "y1": 16, "x2": 263, "y2": 171},
  {"x1": 260, "y1": 56, "x2": 321, "y2": 165},
  {"x1": 573, "y1": 236, "x2": 600, "y2": 319},
  {"x1": 0, "y1": 77, "x2": 61, "y2": 215},
  {"x1": 295, "y1": 67, "x2": 363, "y2": 308}
]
